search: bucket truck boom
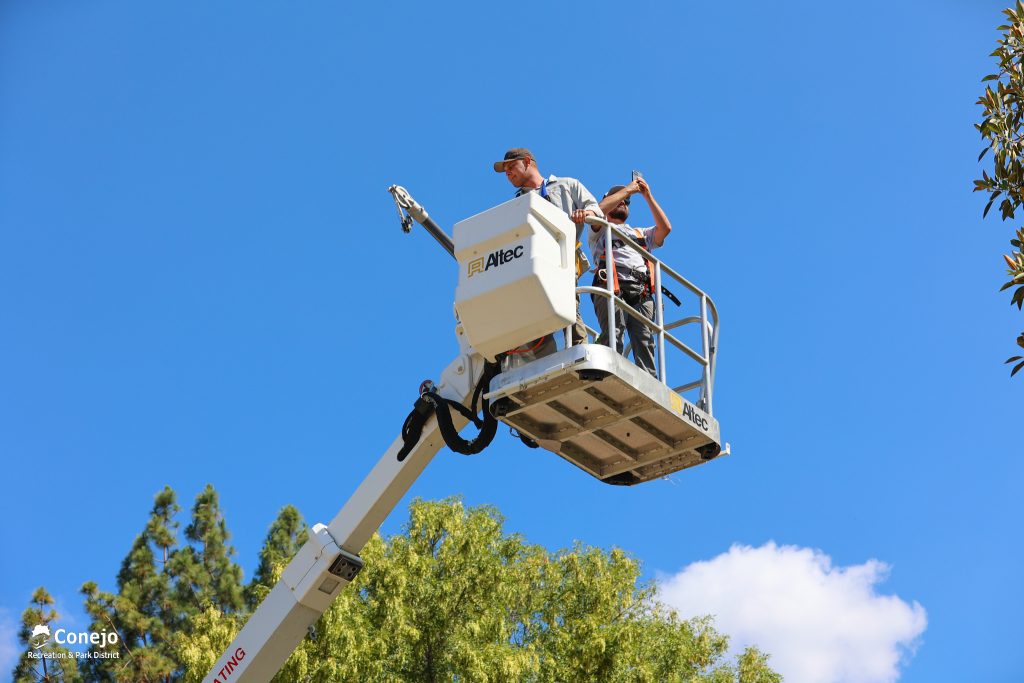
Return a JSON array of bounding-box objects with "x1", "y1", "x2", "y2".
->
[{"x1": 203, "y1": 188, "x2": 485, "y2": 683}]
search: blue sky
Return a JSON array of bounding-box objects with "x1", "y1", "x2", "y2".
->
[{"x1": 1, "y1": 1, "x2": 1020, "y2": 682}]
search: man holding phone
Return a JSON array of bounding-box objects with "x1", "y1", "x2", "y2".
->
[{"x1": 590, "y1": 173, "x2": 673, "y2": 377}]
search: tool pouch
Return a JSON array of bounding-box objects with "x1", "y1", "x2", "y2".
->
[{"x1": 574, "y1": 242, "x2": 590, "y2": 280}]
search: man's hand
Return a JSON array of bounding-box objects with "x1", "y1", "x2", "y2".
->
[
  {"x1": 572, "y1": 208, "x2": 596, "y2": 224},
  {"x1": 635, "y1": 177, "x2": 652, "y2": 198}
]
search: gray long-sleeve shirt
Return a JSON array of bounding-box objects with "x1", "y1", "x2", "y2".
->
[{"x1": 516, "y1": 174, "x2": 603, "y2": 241}]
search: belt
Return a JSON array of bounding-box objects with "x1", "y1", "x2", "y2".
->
[{"x1": 596, "y1": 262, "x2": 649, "y2": 282}]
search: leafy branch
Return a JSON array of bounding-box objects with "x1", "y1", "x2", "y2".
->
[
  {"x1": 975, "y1": 2, "x2": 1024, "y2": 376},
  {"x1": 1002, "y1": 228, "x2": 1024, "y2": 374}
]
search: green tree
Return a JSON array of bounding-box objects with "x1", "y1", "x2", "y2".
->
[
  {"x1": 974, "y1": 3, "x2": 1024, "y2": 375},
  {"x1": 169, "y1": 484, "x2": 245, "y2": 615},
  {"x1": 80, "y1": 486, "x2": 182, "y2": 682},
  {"x1": 175, "y1": 505, "x2": 311, "y2": 680},
  {"x1": 171, "y1": 498, "x2": 779, "y2": 683},
  {"x1": 12, "y1": 587, "x2": 81, "y2": 683},
  {"x1": 735, "y1": 647, "x2": 783, "y2": 683},
  {"x1": 246, "y1": 504, "x2": 309, "y2": 610}
]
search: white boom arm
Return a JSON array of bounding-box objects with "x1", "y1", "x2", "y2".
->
[{"x1": 204, "y1": 344, "x2": 485, "y2": 683}]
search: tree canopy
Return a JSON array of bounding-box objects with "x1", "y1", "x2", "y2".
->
[
  {"x1": 172, "y1": 498, "x2": 780, "y2": 683},
  {"x1": 12, "y1": 489, "x2": 780, "y2": 683},
  {"x1": 974, "y1": 2, "x2": 1024, "y2": 375}
]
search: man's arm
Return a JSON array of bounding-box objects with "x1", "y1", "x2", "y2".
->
[
  {"x1": 569, "y1": 178, "x2": 603, "y2": 224},
  {"x1": 598, "y1": 182, "x2": 638, "y2": 219},
  {"x1": 637, "y1": 178, "x2": 671, "y2": 246}
]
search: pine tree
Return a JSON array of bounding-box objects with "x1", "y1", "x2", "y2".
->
[
  {"x1": 12, "y1": 587, "x2": 81, "y2": 683},
  {"x1": 246, "y1": 504, "x2": 308, "y2": 609},
  {"x1": 147, "y1": 486, "x2": 184, "y2": 639},
  {"x1": 80, "y1": 486, "x2": 182, "y2": 682},
  {"x1": 170, "y1": 484, "x2": 245, "y2": 614}
]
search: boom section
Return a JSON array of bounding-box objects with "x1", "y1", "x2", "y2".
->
[{"x1": 204, "y1": 350, "x2": 485, "y2": 683}]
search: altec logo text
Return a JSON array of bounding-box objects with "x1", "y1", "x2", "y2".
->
[
  {"x1": 681, "y1": 402, "x2": 709, "y2": 431},
  {"x1": 467, "y1": 245, "x2": 525, "y2": 277}
]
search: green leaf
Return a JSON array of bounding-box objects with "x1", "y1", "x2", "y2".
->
[
  {"x1": 1010, "y1": 359, "x2": 1024, "y2": 377},
  {"x1": 979, "y1": 146, "x2": 990, "y2": 161},
  {"x1": 1000, "y1": 197, "x2": 1015, "y2": 219},
  {"x1": 983, "y1": 74, "x2": 1001, "y2": 82},
  {"x1": 1013, "y1": 287, "x2": 1024, "y2": 308}
]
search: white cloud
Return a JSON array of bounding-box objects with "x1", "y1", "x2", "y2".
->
[
  {"x1": 657, "y1": 543, "x2": 927, "y2": 683},
  {"x1": 0, "y1": 608, "x2": 20, "y2": 676}
]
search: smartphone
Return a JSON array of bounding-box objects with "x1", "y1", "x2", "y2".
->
[{"x1": 632, "y1": 169, "x2": 643, "y2": 181}]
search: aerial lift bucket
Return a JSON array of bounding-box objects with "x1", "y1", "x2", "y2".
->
[
  {"x1": 452, "y1": 192, "x2": 576, "y2": 361},
  {"x1": 451, "y1": 197, "x2": 725, "y2": 486}
]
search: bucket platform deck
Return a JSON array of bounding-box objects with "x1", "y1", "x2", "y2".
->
[{"x1": 488, "y1": 344, "x2": 724, "y2": 486}]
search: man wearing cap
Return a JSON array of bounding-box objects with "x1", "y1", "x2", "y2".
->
[
  {"x1": 492, "y1": 148, "x2": 602, "y2": 351},
  {"x1": 589, "y1": 177, "x2": 672, "y2": 377}
]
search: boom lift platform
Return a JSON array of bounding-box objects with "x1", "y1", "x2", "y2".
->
[
  {"x1": 487, "y1": 343, "x2": 721, "y2": 486},
  {"x1": 204, "y1": 185, "x2": 726, "y2": 683}
]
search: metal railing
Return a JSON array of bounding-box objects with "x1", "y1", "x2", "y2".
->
[{"x1": 571, "y1": 217, "x2": 719, "y2": 416}]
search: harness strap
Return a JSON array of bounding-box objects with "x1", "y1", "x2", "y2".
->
[{"x1": 597, "y1": 227, "x2": 656, "y2": 295}]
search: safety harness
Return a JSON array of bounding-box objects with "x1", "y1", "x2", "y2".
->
[
  {"x1": 595, "y1": 227, "x2": 681, "y2": 306},
  {"x1": 596, "y1": 226, "x2": 655, "y2": 297}
]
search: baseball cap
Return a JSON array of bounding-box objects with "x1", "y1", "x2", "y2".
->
[
  {"x1": 493, "y1": 148, "x2": 534, "y2": 173},
  {"x1": 603, "y1": 185, "x2": 630, "y2": 204}
]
